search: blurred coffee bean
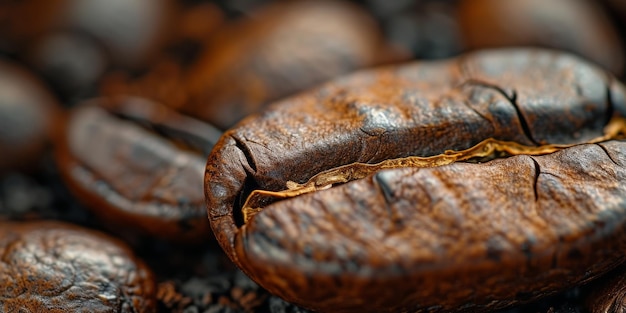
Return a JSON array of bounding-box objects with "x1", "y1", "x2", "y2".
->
[
  {"x1": 0, "y1": 59, "x2": 61, "y2": 173},
  {"x1": 384, "y1": 1, "x2": 462, "y2": 60},
  {"x1": 0, "y1": 220, "x2": 157, "y2": 312},
  {"x1": 182, "y1": 0, "x2": 406, "y2": 129},
  {"x1": 0, "y1": 0, "x2": 65, "y2": 53},
  {"x1": 457, "y1": 0, "x2": 625, "y2": 76},
  {"x1": 2, "y1": 0, "x2": 175, "y2": 67},
  {"x1": 64, "y1": 0, "x2": 176, "y2": 68},
  {"x1": 99, "y1": 2, "x2": 225, "y2": 108},
  {"x1": 26, "y1": 32, "x2": 107, "y2": 102},
  {"x1": 101, "y1": 61, "x2": 188, "y2": 118},
  {"x1": 163, "y1": 2, "x2": 225, "y2": 68},
  {"x1": 54, "y1": 96, "x2": 222, "y2": 243},
  {"x1": 1, "y1": 0, "x2": 178, "y2": 102}
]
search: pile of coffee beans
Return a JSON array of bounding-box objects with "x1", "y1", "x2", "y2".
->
[{"x1": 1, "y1": 1, "x2": 625, "y2": 312}]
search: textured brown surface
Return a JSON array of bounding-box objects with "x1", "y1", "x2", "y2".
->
[
  {"x1": 205, "y1": 49, "x2": 626, "y2": 312},
  {"x1": 238, "y1": 141, "x2": 626, "y2": 312},
  {"x1": 457, "y1": 0, "x2": 625, "y2": 76},
  {"x1": 0, "y1": 220, "x2": 156, "y2": 312},
  {"x1": 183, "y1": 0, "x2": 403, "y2": 129},
  {"x1": 55, "y1": 97, "x2": 221, "y2": 242},
  {"x1": 0, "y1": 58, "x2": 60, "y2": 172}
]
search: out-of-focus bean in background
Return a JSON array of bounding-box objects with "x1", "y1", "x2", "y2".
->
[{"x1": 0, "y1": 0, "x2": 625, "y2": 312}]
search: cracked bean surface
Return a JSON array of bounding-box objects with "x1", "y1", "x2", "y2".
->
[
  {"x1": 0, "y1": 220, "x2": 156, "y2": 312},
  {"x1": 205, "y1": 48, "x2": 626, "y2": 312}
]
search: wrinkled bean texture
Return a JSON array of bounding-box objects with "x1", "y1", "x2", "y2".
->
[
  {"x1": 205, "y1": 49, "x2": 626, "y2": 312},
  {"x1": 55, "y1": 97, "x2": 220, "y2": 242},
  {"x1": 0, "y1": 221, "x2": 156, "y2": 312}
]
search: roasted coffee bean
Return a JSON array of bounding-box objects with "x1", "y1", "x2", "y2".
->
[
  {"x1": 457, "y1": 0, "x2": 625, "y2": 76},
  {"x1": 0, "y1": 58, "x2": 61, "y2": 172},
  {"x1": 182, "y1": 0, "x2": 405, "y2": 129},
  {"x1": 242, "y1": 141, "x2": 626, "y2": 313},
  {"x1": 205, "y1": 49, "x2": 626, "y2": 312},
  {"x1": 0, "y1": 220, "x2": 156, "y2": 312},
  {"x1": 55, "y1": 96, "x2": 222, "y2": 242}
]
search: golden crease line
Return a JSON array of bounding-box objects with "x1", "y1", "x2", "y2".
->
[{"x1": 241, "y1": 117, "x2": 626, "y2": 222}]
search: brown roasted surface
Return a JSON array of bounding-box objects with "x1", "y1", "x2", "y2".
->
[
  {"x1": 2, "y1": 0, "x2": 626, "y2": 312},
  {"x1": 54, "y1": 97, "x2": 220, "y2": 242},
  {"x1": 206, "y1": 49, "x2": 626, "y2": 312},
  {"x1": 0, "y1": 220, "x2": 156, "y2": 312}
]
